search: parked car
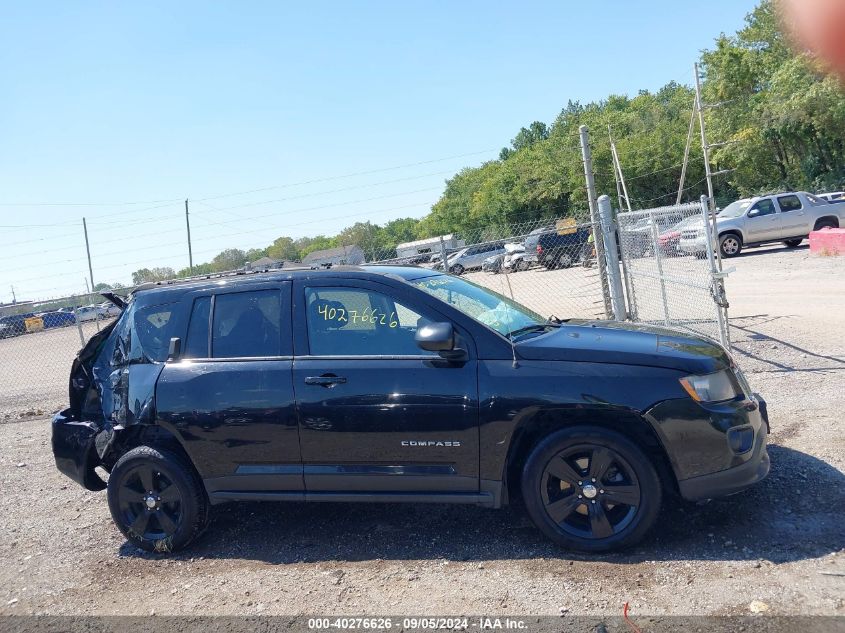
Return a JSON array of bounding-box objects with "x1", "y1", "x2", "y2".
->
[
  {"x1": 536, "y1": 227, "x2": 592, "y2": 269},
  {"x1": 0, "y1": 313, "x2": 36, "y2": 338},
  {"x1": 75, "y1": 303, "x2": 120, "y2": 322},
  {"x1": 621, "y1": 212, "x2": 685, "y2": 258},
  {"x1": 523, "y1": 225, "x2": 554, "y2": 265},
  {"x1": 445, "y1": 241, "x2": 507, "y2": 275},
  {"x1": 481, "y1": 252, "x2": 505, "y2": 273},
  {"x1": 502, "y1": 242, "x2": 528, "y2": 272},
  {"x1": 98, "y1": 301, "x2": 122, "y2": 318},
  {"x1": 818, "y1": 191, "x2": 844, "y2": 202},
  {"x1": 658, "y1": 216, "x2": 704, "y2": 257},
  {"x1": 678, "y1": 191, "x2": 845, "y2": 258},
  {"x1": 53, "y1": 267, "x2": 769, "y2": 554},
  {"x1": 39, "y1": 310, "x2": 76, "y2": 329}
]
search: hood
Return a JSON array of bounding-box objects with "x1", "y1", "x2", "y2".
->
[{"x1": 516, "y1": 319, "x2": 729, "y2": 374}]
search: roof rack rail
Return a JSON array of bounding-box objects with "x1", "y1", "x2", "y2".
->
[{"x1": 131, "y1": 265, "x2": 317, "y2": 293}]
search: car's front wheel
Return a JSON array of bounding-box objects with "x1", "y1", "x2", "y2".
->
[
  {"x1": 521, "y1": 426, "x2": 662, "y2": 552},
  {"x1": 450, "y1": 264, "x2": 464, "y2": 276},
  {"x1": 719, "y1": 233, "x2": 742, "y2": 258},
  {"x1": 107, "y1": 445, "x2": 209, "y2": 553},
  {"x1": 783, "y1": 238, "x2": 803, "y2": 248}
]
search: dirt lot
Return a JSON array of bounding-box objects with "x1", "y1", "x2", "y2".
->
[{"x1": 0, "y1": 245, "x2": 843, "y2": 618}]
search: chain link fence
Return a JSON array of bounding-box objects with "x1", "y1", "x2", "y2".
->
[
  {"x1": 0, "y1": 295, "x2": 120, "y2": 419},
  {"x1": 0, "y1": 216, "x2": 608, "y2": 419},
  {"x1": 1, "y1": 203, "x2": 732, "y2": 420},
  {"x1": 616, "y1": 199, "x2": 730, "y2": 346}
]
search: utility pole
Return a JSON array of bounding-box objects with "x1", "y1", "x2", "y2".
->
[
  {"x1": 82, "y1": 217, "x2": 95, "y2": 294},
  {"x1": 694, "y1": 63, "x2": 725, "y2": 271},
  {"x1": 10, "y1": 285, "x2": 16, "y2": 304},
  {"x1": 608, "y1": 127, "x2": 632, "y2": 214},
  {"x1": 694, "y1": 63, "x2": 716, "y2": 216},
  {"x1": 579, "y1": 125, "x2": 612, "y2": 319},
  {"x1": 677, "y1": 95, "x2": 698, "y2": 204},
  {"x1": 185, "y1": 198, "x2": 194, "y2": 274}
]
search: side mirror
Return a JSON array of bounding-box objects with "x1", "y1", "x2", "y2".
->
[
  {"x1": 167, "y1": 337, "x2": 182, "y2": 361},
  {"x1": 415, "y1": 322, "x2": 467, "y2": 362},
  {"x1": 415, "y1": 322, "x2": 455, "y2": 352},
  {"x1": 747, "y1": 209, "x2": 759, "y2": 218}
]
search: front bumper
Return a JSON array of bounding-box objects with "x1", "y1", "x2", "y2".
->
[
  {"x1": 646, "y1": 393, "x2": 770, "y2": 502},
  {"x1": 679, "y1": 236, "x2": 707, "y2": 254},
  {"x1": 52, "y1": 409, "x2": 107, "y2": 491}
]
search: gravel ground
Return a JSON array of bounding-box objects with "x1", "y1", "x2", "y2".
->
[{"x1": 0, "y1": 244, "x2": 843, "y2": 619}]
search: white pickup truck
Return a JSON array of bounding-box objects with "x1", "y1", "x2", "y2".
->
[{"x1": 679, "y1": 191, "x2": 845, "y2": 258}]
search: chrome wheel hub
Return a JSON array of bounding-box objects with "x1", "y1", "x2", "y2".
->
[
  {"x1": 144, "y1": 495, "x2": 158, "y2": 510},
  {"x1": 581, "y1": 483, "x2": 598, "y2": 499}
]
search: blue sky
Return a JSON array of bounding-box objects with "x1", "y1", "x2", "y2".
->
[{"x1": 0, "y1": 1, "x2": 756, "y2": 301}]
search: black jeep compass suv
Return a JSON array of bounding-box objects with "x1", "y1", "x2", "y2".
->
[{"x1": 52, "y1": 266, "x2": 769, "y2": 553}]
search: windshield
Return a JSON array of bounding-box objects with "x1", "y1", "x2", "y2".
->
[
  {"x1": 410, "y1": 274, "x2": 544, "y2": 337},
  {"x1": 718, "y1": 199, "x2": 752, "y2": 218}
]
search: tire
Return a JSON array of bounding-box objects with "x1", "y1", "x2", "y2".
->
[
  {"x1": 107, "y1": 445, "x2": 209, "y2": 553},
  {"x1": 521, "y1": 426, "x2": 662, "y2": 552},
  {"x1": 450, "y1": 264, "x2": 464, "y2": 276},
  {"x1": 783, "y1": 238, "x2": 803, "y2": 248},
  {"x1": 719, "y1": 233, "x2": 742, "y2": 258},
  {"x1": 516, "y1": 259, "x2": 530, "y2": 272},
  {"x1": 556, "y1": 252, "x2": 574, "y2": 269},
  {"x1": 693, "y1": 251, "x2": 707, "y2": 260}
]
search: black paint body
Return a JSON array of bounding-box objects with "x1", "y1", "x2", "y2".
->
[{"x1": 52, "y1": 266, "x2": 769, "y2": 507}]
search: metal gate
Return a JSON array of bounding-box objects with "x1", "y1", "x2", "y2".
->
[{"x1": 615, "y1": 197, "x2": 730, "y2": 348}]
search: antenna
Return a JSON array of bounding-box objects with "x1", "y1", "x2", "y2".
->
[{"x1": 501, "y1": 259, "x2": 520, "y2": 369}]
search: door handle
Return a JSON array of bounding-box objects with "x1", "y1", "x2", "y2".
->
[{"x1": 305, "y1": 375, "x2": 347, "y2": 387}]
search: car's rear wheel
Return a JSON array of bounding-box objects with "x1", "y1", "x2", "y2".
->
[
  {"x1": 783, "y1": 238, "x2": 803, "y2": 248},
  {"x1": 107, "y1": 445, "x2": 208, "y2": 553},
  {"x1": 521, "y1": 426, "x2": 661, "y2": 552},
  {"x1": 450, "y1": 264, "x2": 464, "y2": 276},
  {"x1": 719, "y1": 234, "x2": 742, "y2": 258},
  {"x1": 556, "y1": 252, "x2": 574, "y2": 269}
]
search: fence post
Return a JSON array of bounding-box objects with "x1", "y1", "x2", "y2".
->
[
  {"x1": 649, "y1": 212, "x2": 671, "y2": 326},
  {"x1": 701, "y1": 195, "x2": 730, "y2": 348},
  {"x1": 579, "y1": 125, "x2": 613, "y2": 319},
  {"x1": 73, "y1": 308, "x2": 85, "y2": 347},
  {"x1": 438, "y1": 236, "x2": 449, "y2": 272},
  {"x1": 597, "y1": 196, "x2": 626, "y2": 321}
]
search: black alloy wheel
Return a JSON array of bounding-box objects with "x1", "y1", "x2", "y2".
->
[
  {"x1": 540, "y1": 444, "x2": 640, "y2": 540},
  {"x1": 117, "y1": 464, "x2": 183, "y2": 541},
  {"x1": 107, "y1": 445, "x2": 208, "y2": 553},
  {"x1": 521, "y1": 427, "x2": 661, "y2": 551}
]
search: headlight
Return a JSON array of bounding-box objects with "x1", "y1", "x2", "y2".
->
[{"x1": 679, "y1": 369, "x2": 742, "y2": 403}]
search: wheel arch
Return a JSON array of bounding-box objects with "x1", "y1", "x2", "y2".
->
[
  {"x1": 718, "y1": 229, "x2": 744, "y2": 245},
  {"x1": 107, "y1": 423, "x2": 194, "y2": 473},
  {"x1": 502, "y1": 406, "x2": 678, "y2": 505},
  {"x1": 813, "y1": 215, "x2": 840, "y2": 230}
]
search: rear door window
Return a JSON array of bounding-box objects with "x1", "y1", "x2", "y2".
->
[
  {"x1": 777, "y1": 195, "x2": 802, "y2": 212},
  {"x1": 211, "y1": 290, "x2": 282, "y2": 358}
]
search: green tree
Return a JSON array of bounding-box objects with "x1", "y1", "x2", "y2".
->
[
  {"x1": 266, "y1": 236, "x2": 299, "y2": 261},
  {"x1": 211, "y1": 248, "x2": 247, "y2": 272}
]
